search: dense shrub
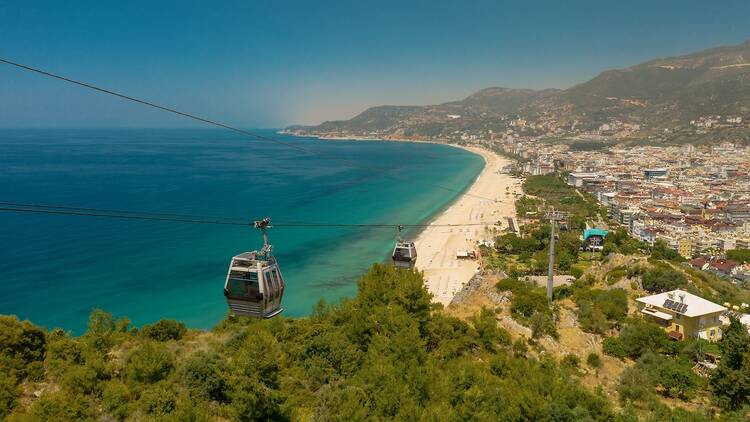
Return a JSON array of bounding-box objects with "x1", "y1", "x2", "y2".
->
[
  {"x1": 602, "y1": 337, "x2": 627, "y2": 359},
  {"x1": 0, "y1": 373, "x2": 18, "y2": 420},
  {"x1": 586, "y1": 352, "x2": 602, "y2": 369},
  {"x1": 626, "y1": 265, "x2": 646, "y2": 278},
  {"x1": 602, "y1": 228, "x2": 647, "y2": 256},
  {"x1": 496, "y1": 233, "x2": 540, "y2": 255},
  {"x1": 12, "y1": 391, "x2": 98, "y2": 422},
  {"x1": 101, "y1": 381, "x2": 131, "y2": 420},
  {"x1": 641, "y1": 265, "x2": 688, "y2": 293},
  {"x1": 573, "y1": 288, "x2": 628, "y2": 334},
  {"x1": 512, "y1": 289, "x2": 550, "y2": 319},
  {"x1": 620, "y1": 353, "x2": 699, "y2": 401},
  {"x1": 496, "y1": 277, "x2": 524, "y2": 292},
  {"x1": 470, "y1": 307, "x2": 511, "y2": 351},
  {"x1": 61, "y1": 365, "x2": 101, "y2": 396},
  {"x1": 227, "y1": 376, "x2": 284, "y2": 421},
  {"x1": 141, "y1": 319, "x2": 187, "y2": 342},
  {"x1": 180, "y1": 351, "x2": 228, "y2": 402},
  {"x1": 0, "y1": 315, "x2": 47, "y2": 378},
  {"x1": 617, "y1": 366, "x2": 654, "y2": 403},
  {"x1": 651, "y1": 240, "x2": 685, "y2": 262},
  {"x1": 137, "y1": 382, "x2": 177, "y2": 415},
  {"x1": 125, "y1": 342, "x2": 174, "y2": 384},
  {"x1": 85, "y1": 309, "x2": 115, "y2": 351},
  {"x1": 496, "y1": 277, "x2": 554, "y2": 331},
  {"x1": 561, "y1": 354, "x2": 580, "y2": 369},
  {"x1": 512, "y1": 338, "x2": 528, "y2": 357},
  {"x1": 655, "y1": 357, "x2": 698, "y2": 399},
  {"x1": 45, "y1": 335, "x2": 85, "y2": 379},
  {"x1": 617, "y1": 319, "x2": 667, "y2": 358},
  {"x1": 577, "y1": 302, "x2": 608, "y2": 334},
  {"x1": 529, "y1": 312, "x2": 556, "y2": 339}
]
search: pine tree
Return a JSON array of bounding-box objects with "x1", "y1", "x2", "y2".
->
[{"x1": 710, "y1": 317, "x2": 750, "y2": 410}]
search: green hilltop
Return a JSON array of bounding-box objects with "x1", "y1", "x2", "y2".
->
[{"x1": 0, "y1": 265, "x2": 616, "y2": 421}]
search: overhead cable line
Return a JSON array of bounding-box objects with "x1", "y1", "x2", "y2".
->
[
  {"x1": 0, "y1": 57, "x2": 501, "y2": 204},
  {"x1": 0, "y1": 202, "x2": 494, "y2": 228},
  {"x1": 275, "y1": 222, "x2": 489, "y2": 228},
  {"x1": 0, "y1": 58, "x2": 313, "y2": 154},
  {"x1": 0, "y1": 201, "x2": 249, "y2": 223},
  {"x1": 0, "y1": 206, "x2": 251, "y2": 226}
]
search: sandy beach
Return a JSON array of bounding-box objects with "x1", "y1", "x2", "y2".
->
[{"x1": 413, "y1": 146, "x2": 520, "y2": 305}]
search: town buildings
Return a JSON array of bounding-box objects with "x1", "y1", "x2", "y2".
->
[{"x1": 499, "y1": 140, "x2": 750, "y2": 282}]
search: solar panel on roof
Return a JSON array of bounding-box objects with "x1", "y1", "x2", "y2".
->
[
  {"x1": 663, "y1": 299, "x2": 676, "y2": 309},
  {"x1": 677, "y1": 303, "x2": 688, "y2": 313}
]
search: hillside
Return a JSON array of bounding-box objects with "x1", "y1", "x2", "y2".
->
[
  {"x1": 4, "y1": 262, "x2": 750, "y2": 421},
  {"x1": 0, "y1": 266, "x2": 619, "y2": 421},
  {"x1": 286, "y1": 40, "x2": 750, "y2": 145}
]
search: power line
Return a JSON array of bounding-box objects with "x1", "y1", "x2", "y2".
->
[{"x1": 0, "y1": 57, "x2": 500, "y2": 204}]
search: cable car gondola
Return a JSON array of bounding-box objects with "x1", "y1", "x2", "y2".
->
[
  {"x1": 223, "y1": 218, "x2": 285, "y2": 318},
  {"x1": 391, "y1": 224, "x2": 417, "y2": 269}
]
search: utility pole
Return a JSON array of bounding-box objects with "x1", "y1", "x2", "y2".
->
[{"x1": 545, "y1": 208, "x2": 567, "y2": 302}]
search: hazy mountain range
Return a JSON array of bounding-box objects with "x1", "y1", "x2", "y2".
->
[{"x1": 287, "y1": 40, "x2": 750, "y2": 144}]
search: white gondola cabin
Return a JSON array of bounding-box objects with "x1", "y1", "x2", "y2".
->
[
  {"x1": 223, "y1": 218, "x2": 285, "y2": 318},
  {"x1": 392, "y1": 241, "x2": 417, "y2": 269}
]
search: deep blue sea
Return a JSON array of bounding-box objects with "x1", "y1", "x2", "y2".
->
[{"x1": 0, "y1": 129, "x2": 483, "y2": 333}]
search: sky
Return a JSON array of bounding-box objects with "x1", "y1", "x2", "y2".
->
[{"x1": 1, "y1": 0, "x2": 749, "y2": 128}]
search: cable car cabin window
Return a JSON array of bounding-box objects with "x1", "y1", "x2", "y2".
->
[
  {"x1": 263, "y1": 271, "x2": 274, "y2": 302},
  {"x1": 227, "y1": 271, "x2": 260, "y2": 299},
  {"x1": 226, "y1": 278, "x2": 246, "y2": 297},
  {"x1": 271, "y1": 268, "x2": 282, "y2": 298},
  {"x1": 394, "y1": 248, "x2": 412, "y2": 259},
  {"x1": 271, "y1": 268, "x2": 284, "y2": 298},
  {"x1": 264, "y1": 271, "x2": 279, "y2": 300},
  {"x1": 274, "y1": 269, "x2": 282, "y2": 299},
  {"x1": 265, "y1": 270, "x2": 276, "y2": 300}
]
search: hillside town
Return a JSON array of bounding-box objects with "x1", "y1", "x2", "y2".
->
[{"x1": 500, "y1": 140, "x2": 750, "y2": 283}]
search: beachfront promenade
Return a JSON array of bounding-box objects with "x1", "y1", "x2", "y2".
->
[{"x1": 414, "y1": 146, "x2": 519, "y2": 305}]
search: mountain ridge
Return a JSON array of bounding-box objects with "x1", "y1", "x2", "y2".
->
[{"x1": 287, "y1": 39, "x2": 750, "y2": 145}]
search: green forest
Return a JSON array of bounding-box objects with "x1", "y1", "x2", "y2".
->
[
  {"x1": 1, "y1": 263, "x2": 749, "y2": 421},
  {"x1": 0, "y1": 265, "x2": 608, "y2": 421}
]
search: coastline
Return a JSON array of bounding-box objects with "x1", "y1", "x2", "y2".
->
[
  {"x1": 411, "y1": 145, "x2": 519, "y2": 305},
  {"x1": 294, "y1": 131, "x2": 520, "y2": 305}
]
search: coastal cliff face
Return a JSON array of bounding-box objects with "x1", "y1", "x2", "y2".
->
[{"x1": 287, "y1": 40, "x2": 750, "y2": 145}]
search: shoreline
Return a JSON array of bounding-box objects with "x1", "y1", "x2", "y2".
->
[
  {"x1": 295, "y1": 132, "x2": 520, "y2": 305},
  {"x1": 411, "y1": 145, "x2": 519, "y2": 305}
]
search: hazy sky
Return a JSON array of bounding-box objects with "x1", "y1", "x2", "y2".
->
[{"x1": 1, "y1": 0, "x2": 749, "y2": 128}]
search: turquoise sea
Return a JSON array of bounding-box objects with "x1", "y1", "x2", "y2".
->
[{"x1": 0, "y1": 129, "x2": 483, "y2": 333}]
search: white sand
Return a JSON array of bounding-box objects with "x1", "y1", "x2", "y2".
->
[{"x1": 413, "y1": 146, "x2": 520, "y2": 305}]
